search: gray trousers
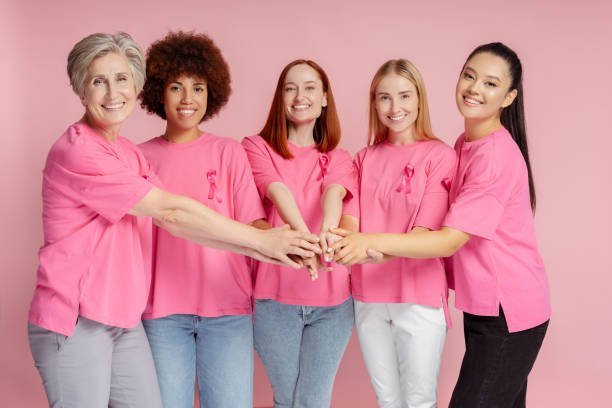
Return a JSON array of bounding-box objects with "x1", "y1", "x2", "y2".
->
[{"x1": 28, "y1": 316, "x2": 162, "y2": 408}]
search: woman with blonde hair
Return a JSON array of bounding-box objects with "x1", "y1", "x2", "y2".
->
[{"x1": 338, "y1": 59, "x2": 456, "y2": 407}]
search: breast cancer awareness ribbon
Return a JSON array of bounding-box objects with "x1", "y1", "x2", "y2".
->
[
  {"x1": 396, "y1": 164, "x2": 414, "y2": 194},
  {"x1": 317, "y1": 154, "x2": 330, "y2": 181},
  {"x1": 441, "y1": 177, "x2": 451, "y2": 191},
  {"x1": 207, "y1": 170, "x2": 223, "y2": 203}
]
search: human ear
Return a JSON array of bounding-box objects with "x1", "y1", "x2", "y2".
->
[
  {"x1": 322, "y1": 92, "x2": 328, "y2": 108},
  {"x1": 502, "y1": 88, "x2": 518, "y2": 108}
]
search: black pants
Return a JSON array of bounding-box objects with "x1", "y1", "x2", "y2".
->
[{"x1": 449, "y1": 308, "x2": 549, "y2": 408}]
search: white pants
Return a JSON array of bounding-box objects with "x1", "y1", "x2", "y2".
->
[{"x1": 354, "y1": 301, "x2": 447, "y2": 408}]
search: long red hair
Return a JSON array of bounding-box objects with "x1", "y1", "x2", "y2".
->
[{"x1": 259, "y1": 60, "x2": 341, "y2": 159}]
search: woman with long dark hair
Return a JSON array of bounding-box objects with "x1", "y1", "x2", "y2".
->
[{"x1": 332, "y1": 42, "x2": 551, "y2": 407}]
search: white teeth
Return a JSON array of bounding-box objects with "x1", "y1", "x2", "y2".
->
[
  {"x1": 178, "y1": 109, "x2": 195, "y2": 115},
  {"x1": 293, "y1": 105, "x2": 309, "y2": 109},
  {"x1": 464, "y1": 97, "x2": 482, "y2": 105},
  {"x1": 389, "y1": 114, "x2": 406, "y2": 121},
  {"x1": 103, "y1": 103, "x2": 123, "y2": 109}
]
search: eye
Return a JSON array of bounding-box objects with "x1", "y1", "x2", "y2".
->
[
  {"x1": 117, "y1": 75, "x2": 128, "y2": 82},
  {"x1": 401, "y1": 94, "x2": 411, "y2": 100},
  {"x1": 306, "y1": 86, "x2": 315, "y2": 91},
  {"x1": 170, "y1": 85, "x2": 181, "y2": 92},
  {"x1": 463, "y1": 72, "x2": 474, "y2": 80},
  {"x1": 285, "y1": 86, "x2": 296, "y2": 92},
  {"x1": 379, "y1": 95, "x2": 389, "y2": 101},
  {"x1": 93, "y1": 78, "x2": 104, "y2": 86},
  {"x1": 195, "y1": 87, "x2": 205, "y2": 93},
  {"x1": 485, "y1": 81, "x2": 498, "y2": 87}
]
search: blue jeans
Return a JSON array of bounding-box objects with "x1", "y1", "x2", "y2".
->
[
  {"x1": 142, "y1": 314, "x2": 253, "y2": 408},
  {"x1": 253, "y1": 297, "x2": 354, "y2": 408}
]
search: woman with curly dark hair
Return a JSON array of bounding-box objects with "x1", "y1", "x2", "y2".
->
[{"x1": 138, "y1": 31, "x2": 275, "y2": 408}]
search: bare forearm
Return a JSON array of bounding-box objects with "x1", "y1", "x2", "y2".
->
[
  {"x1": 131, "y1": 187, "x2": 264, "y2": 251},
  {"x1": 266, "y1": 182, "x2": 310, "y2": 232},
  {"x1": 369, "y1": 227, "x2": 470, "y2": 258},
  {"x1": 320, "y1": 184, "x2": 346, "y2": 231}
]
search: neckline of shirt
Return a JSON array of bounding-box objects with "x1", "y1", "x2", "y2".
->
[
  {"x1": 156, "y1": 132, "x2": 213, "y2": 148},
  {"x1": 462, "y1": 127, "x2": 509, "y2": 149}
]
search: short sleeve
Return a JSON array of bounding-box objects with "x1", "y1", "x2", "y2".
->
[
  {"x1": 44, "y1": 130, "x2": 153, "y2": 224},
  {"x1": 443, "y1": 150, "x2": 504, "y2": 240},
  {"x1": 343, "y1": 149, "x2": 365, "y2": 218},
  {"x1": 413, "y1": 146, "x2": 457, "y2": 230},
  {"x1": 324, "y1": 149, "x2": 358, "y2": 217},
  {"x1": 230, "y1": 144, "x2": 267, "y2": 224},
  {"x1": 241, "y1": 136, "x2": 283, "y2": 199}
]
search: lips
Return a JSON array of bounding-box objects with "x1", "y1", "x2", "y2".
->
[
  {"x1": 177, "y1": 108, "x2": 196, "y2": 117},
  {"x1": 463, "y1": 95, "x2": 483, "y2": 106},
  {"x1": 102, "y1": 102, "x2": 125, "y2": 110},
  {"x1": 388, "y1": 113, "x2": 407, "y2": 121}
]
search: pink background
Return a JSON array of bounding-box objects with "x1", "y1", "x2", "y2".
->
[{"x1": 2, "y1": 0, "x2": 611, "y2": 406}]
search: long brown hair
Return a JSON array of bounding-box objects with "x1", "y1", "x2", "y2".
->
[
  {"x1": 259, "y1": 60, "x2": 341, "y2": 159},
  {"x1": 368, "y1": 59, "x2": 435, "y2": 145}
]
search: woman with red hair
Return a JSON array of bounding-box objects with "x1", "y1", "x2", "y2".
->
[{"x1": 242, "y1": 60, "x2": 357, "y2": 407}]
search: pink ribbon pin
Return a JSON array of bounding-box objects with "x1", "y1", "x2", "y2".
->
[
  {"x1": 441, "y1": 177, "x2": 451, "y2": 191},
  {"x1": 396, "y1": 164, "x2": 415, "y2": 194},
  {"x1": 317, "y1": 154, "x2": 330, "y2": 180},
  {"x1": 207, "y1": 170, "x2": 223, "y2": 203}
]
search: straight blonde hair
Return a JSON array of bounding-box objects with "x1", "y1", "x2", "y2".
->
[{"x1": 368, "y1": 59, "x2": 435, "y2": 145}]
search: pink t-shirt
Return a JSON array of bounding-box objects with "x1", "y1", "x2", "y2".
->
[
  {"x1": 138, "y1": 133, "x2": 266, "y2": 319},
  {"x1": 242, "y1": 135, "x2": 357, "y2": 306},
  {"x1": 444, "y1": 128, "x2": 551, "y2": 332},
  {"x1": 28, "y1": 123, "x2": 155, "y2": 336},
  {"x1": 352, "y1": 140, "x2": 456, "y2": 311}
]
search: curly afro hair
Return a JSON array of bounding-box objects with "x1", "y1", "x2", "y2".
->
[{"x1": 140, "y1": 31, "x2": 231, "y2": 122}]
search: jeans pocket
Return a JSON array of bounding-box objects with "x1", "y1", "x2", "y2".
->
[{"x1": 55, "y1": 332, "x2": 70, "y2": 352}]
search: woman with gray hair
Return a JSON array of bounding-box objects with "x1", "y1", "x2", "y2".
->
[{"x1": 27, "y1": 31, "x2": 320, "y2": 407}]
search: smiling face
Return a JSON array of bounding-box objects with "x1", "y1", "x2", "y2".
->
[
  {"x1": 375, "y1": 73, "x2": 419, "y2": 142},
  {"x1": 80, "y1": 52, "x2": 136, "y2": 136},
  {"x1": 163, "y1": 75, "x2": 208, "y2": 133},
  {"x1": 282, "y1": 63, "x2": 328, "y2": 126},
  {"x1": 456, "y1": 52, "x2": 517, "y2": 122}
]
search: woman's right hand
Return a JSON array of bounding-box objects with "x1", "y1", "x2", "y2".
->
[{"x1": 255, "y1": 225, "x2": 321, "y2": 269}]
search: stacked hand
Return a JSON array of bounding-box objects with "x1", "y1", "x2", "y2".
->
[
  {"x1": 329, "y1": 228, "x2": 384, "y2": 266},
  {"x1": 252, "y1": 225, "x2": 385, "y2": 280}
]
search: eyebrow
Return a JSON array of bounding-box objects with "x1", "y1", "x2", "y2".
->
[
  {"x1": 284, "y1": 80, "x2": 318, "y2": 85},
  {"x1": 465, "y1": 66, "x2": 502, "y2": 82},
  {"x1": 170, "y1": 80, "x2": 206, "y2": 85},
  {"x1": 377, "y1": 90, "x2": 414, "y2": 95}
]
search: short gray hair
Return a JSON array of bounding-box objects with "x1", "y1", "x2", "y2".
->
[{"x1": 67, "y1": 32, "x2": 145, "y2": 96}]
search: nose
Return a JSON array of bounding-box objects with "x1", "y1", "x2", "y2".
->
[
  {"x1": 181, "y1": 89, "x2": 193, "y2": 103},
  {"x1": 106, "y1": 81, "x2": 118, "y2": 98},
  {"x1": 466, "y1": 80, "x2": 480, "y2": 94},
  {"x1": 390, "y1": 97, "x2": 400, "y2": 112}
]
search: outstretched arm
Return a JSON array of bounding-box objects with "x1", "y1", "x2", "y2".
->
[
  {"x1": 130, "y1": 187, "x2": 320, "y2": 268},
  {"x1": 331, "y1": 226, "x2": 470, "y2": 266}
]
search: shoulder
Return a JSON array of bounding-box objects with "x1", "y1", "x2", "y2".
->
[
  {"x1": 47, "y1": 123, "x2": 108, "y2": 168},
  {"x1": 138, "y1": 135, "x2": 162, "y2": 149},
  {"x1": 422, "y1": 139, "x2": 456, "y2": 159},
  {"x1": 328, "y1": 147, "x2": 352, "y2": 161},
  {"x1": 241, "y1": 134, "x2": 266, "y2": 149}
]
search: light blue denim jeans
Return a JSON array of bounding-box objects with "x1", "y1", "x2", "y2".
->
[
  {"x1": 142, "y1": 314, "x2": 253, "y2": 408},
  {"x1": 253, "y1": 297, "x2": 354, "y2": 408}
]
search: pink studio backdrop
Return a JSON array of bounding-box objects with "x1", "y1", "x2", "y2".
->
[{"x1": 2, "y1": 0, "x2": 611, "y2": 406}]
